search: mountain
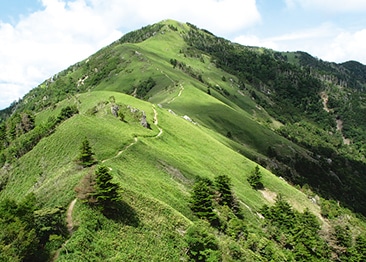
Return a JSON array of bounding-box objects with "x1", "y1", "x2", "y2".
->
[{"x1": 0, "y1": 19, "x2": 366, "y2": 261}]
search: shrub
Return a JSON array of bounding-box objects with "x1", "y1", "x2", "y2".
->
[
  {"x1": 247, "y1": 165, "x2": 264, "y2": 190},
  {"x1": 185, "y1": 221, "x2": 221, "y2": 262},
  {"x1": 76, "y1": 138, "x2": 96, "y2": 167},
  {"x1": 190, "y1": 178, "x2": 219, "y2": 227},
  {"x1": 214, "y1": 175, "x2": 234, "y2": 208}
]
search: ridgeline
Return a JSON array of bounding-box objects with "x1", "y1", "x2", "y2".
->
[{"x1": 1, "y1": 20, "x2": 366, "y2": 261}]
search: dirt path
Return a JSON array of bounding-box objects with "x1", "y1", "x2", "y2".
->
[
  {"x1": 177, "y1": 84, "x2": 184, "y2": 97},
  {"x1": 66, "y1": 198, "x2": 77, "y2": 233},
  {"x1": 320, "y1": 92, "x2": 330, "y2": 113},
  {"x1": 153, "y1": 107, "x2": 159, "y2": 125},
  {"x1": 152, "y1": 106, "x2": 163, "y2": 138},
  {"x1": 52, "y1": 198, "x2": 77, "y2": 261},
  {"x1": 168, "y1": 83, "x2": 184, "y2": 104},
  {"x1": 102, "y1": 105, "x2": 162, "y2": 164},
  {"x1": 321, "y1": 92, "x2": 350, "y2": 145},
  {"x1": 101, "y1": 136, "x2": 138, "y2": 164},
  {"x1": 156, "y1": 67, "x2": 175, "y2": 84}
]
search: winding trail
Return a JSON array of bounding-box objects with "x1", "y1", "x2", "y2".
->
[
  {"x1": 321, "y1": 91, "x2": 350, "y2": 145},
  {"x1": 154, "y1": 66, "x2": 184, "y2": 104},
  {"x1": 168, "y1": 84, "x2": 184, "y2": 104},
  {"x1": 53, "y1": 106, "x2": 162, "y2": 260},
  {"x1": 152, "y1": 106, "x2": 163, "y2": 137},
  {"x1": 156, "y1": 67, "x2": 175, "y2": 84},
  {"x1": 102, "y1": 137, "x2": 139, "y2": 165},
  {"x1": 66, "y1": 198, "x2": 77, "y2": 233},
  {"x1": 52, "y1": 198, "x2": 77, "y2": 262},
  {"x1": 102, "y1": 105, "x2": 163, "y2": 164},
  {"x1": 53, "y1": 106, "x2": 163, "y2": 261}
]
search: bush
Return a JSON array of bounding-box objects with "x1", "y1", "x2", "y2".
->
[
  {"x1": 76, "y1": 138, "x2": 96, "y2": 167},
  {"x1": 185, "y1": 221, "x2": 221, "y2": 262},
  {"x1": 190, "y1": 178, "x2": 219, "y2": 227},
  {"x1": 247, "y1": 165, "x2": 264, "y2": 190},
  {"x1": 214, "y1": 175, "x2": 234, "y2": 208},
  {"x1": 93, "y1": 165, "x2": 121, "y2": 215}
]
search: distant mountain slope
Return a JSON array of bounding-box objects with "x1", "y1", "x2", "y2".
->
[{"x1": 0, "y1": 20, "x2": 366, "y2": 261}]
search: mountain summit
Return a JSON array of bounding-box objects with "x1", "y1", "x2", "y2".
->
[{"x1": 0, "y1": 20, "x2": 366, "y2": 261}]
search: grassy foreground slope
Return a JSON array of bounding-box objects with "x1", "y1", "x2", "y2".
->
[
  {"x1": 0, "y1": 90, "x2": 324, "y2": 260},
  {"x1": 1, "y1": 20, "x2": 366, "y2": 261}
]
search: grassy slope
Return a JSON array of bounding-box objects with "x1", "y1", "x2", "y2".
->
[
  {"x1": 6, "y1": 20, "x2": 362, "y2": 260},
  {"x1": 126, "y1": 22, "x2": 299, "y2": 159},
  {"x1": 0, "y1": 90, "x2": 322, "y2": 260}
]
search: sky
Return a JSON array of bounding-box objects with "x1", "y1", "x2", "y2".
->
[{"x1": 1, "y1": 0, "x2": 366, "y2": 109}]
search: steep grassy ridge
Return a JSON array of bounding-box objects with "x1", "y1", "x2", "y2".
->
[
  {"x1": 0, "y1": 90, "x2": 324, "y2": 260},
  {"x1": 1, "y1": 20, "x2": 366, "y2": 261}
]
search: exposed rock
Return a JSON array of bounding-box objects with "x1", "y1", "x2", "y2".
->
[
  {"x1": 183, "y1": 115, "x2": 196, "y2": 124},
  {"x1": 77, "y1": 75, "x2": 89, "y2": 87},
  {"x1": 111, "y1": 105, "x2": 119, "y2": 117},
  {"x1": 168, "y1": 109, "x2": 176, "y2": 115},
  {"x1": 140, "y1": 112, "x2": 151, "y2": 129},
  {"x1": 183, "y1": 115, "x2": 192, "y2": 122},
  {"x1": 127, "y1": 105, "x2": 139, "y2": 113}
]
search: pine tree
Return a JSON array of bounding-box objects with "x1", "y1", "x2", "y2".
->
[
  {"x1": 247, "y1": 165, "x2": 264, "y2": 190},
  {"x1": 190, "y1": 178, "x2": 219, "y2": 226},
  {"x1": 93, "y1": 165, "x2": 120, "y2": 213},
  {"x1": 185, "y1": 221, "x2": 221, "y2": 262},
  {"x1": 77, "y1": 138, "x2": 95, "y2": 167},
  {"x1": 215, "y1": 175, "x2": 234, "y2": 208}
]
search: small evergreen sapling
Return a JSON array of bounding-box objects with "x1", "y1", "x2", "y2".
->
[
  {"x1": 93, "y1": 165, "x2": 121, "y2": 214},
  {"x1": 185, "y1": 221, "x2": 221, "y2": 262},
  {"x1": 214, "y1": 175, "x2": 234, "y2": 208},
  {"x1": 77, "y1": 138, "x2": 96, "y2": 167},
  {"x1": 247, "y1": 165, "x2": 264, "y2": 190},
  {"x1": 190, "y1": 178, "x2": 219, "y2": 227}
]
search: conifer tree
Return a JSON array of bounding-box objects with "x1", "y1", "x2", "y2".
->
[
  {"x1": 93, "y1": 165, "x2": 120, "y2": 213},
  {"x1": 190, "y1": 178, "x2": 219, "y2": 226},
  {"x1": 185, "y1": 221, "x2": 221, "y2": 261},
  {"x1": 215, "y1": 175, "x2": 234, "y2": 208},
  {"x1": 77, "y1": 138, "x2": 95, "y2": 167},
  {"x1": 247, "y1": 165, "x2": 264, "y2": 190}
]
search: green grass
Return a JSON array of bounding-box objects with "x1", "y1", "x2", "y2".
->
[
  {"x1": 3, "y1": 20, "x2": 362, "y2": 261},
  {"x1": 0, "y1": 89, "x2": 325, "y2": 260}
]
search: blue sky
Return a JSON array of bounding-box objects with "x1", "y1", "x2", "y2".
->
[{"x1": 1, "y1": 0, "x2": 366, "y2": 109}]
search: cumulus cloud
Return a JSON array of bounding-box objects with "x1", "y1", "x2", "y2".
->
[
  {"x1": 234, "y1": 24, "x2": 366, "y2": 64},
  {"x1": 285, "y1": 0, "x2": 366, "y2": 12},
  {"x1": 87, "y1": 0, "x2": 261, "y2": 35},
  {"x1": 233, "y1": 35, "x2": 278, "y2": 50},
  {"x1": 0, "y1": 0, "x2": 261, "y2": 109},
  {"x1": 322, "y1": 29, "x2": 366, "y2": 63},
  {"x1": 0, "y1": 0, "x2": 123, "y2": 109}
]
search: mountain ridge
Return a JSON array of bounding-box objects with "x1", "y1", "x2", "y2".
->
[{"x1": 0, "y1": 19, "x2": 366, "y2": 261}]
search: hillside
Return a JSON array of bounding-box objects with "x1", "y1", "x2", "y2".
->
[{"x1": 0, "y1": 19, "x2": 366, "y2": 261}]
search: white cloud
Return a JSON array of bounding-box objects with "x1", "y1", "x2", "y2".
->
[
  {"x1": 0, "y1": 0, "x2": 261, "y2": 109},
  {"x1": 322, "y1": 29, "x2": 366, "y2": 63},
  {"x1": 0, "y1": 0, "x2": 123, "y2": 109},
  {"x1": 233, "y1": 35, "x2": 278, "y2": 49},
  {"x1": 234, "y1": 24, "x2": 366, "y2": 64},
  {"x1": 87, "y1": 0, "x2": 261, "y2": 35},
  {"x1": 286, "y1": 0, "x2": 366, "y2": 12}
]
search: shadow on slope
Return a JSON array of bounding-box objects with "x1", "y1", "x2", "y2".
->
[{"x1": 103, "y1": 200, "x2": 140, "y2": 227}]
